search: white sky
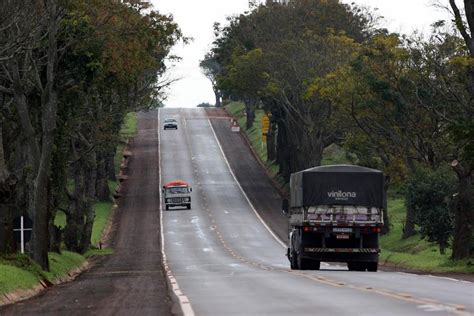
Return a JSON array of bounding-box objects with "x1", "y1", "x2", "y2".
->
[{"x1": 151, "y1": 0, "x2": 452, "y2": 108}]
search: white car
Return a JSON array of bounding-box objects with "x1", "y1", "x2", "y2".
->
[{"x1": 163, "y1": 118, "x2": 178, "y2": 130}]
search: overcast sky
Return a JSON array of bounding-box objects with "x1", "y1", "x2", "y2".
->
[{"x1": 151, "y1": 0, "x2": 452, "y2": 108}]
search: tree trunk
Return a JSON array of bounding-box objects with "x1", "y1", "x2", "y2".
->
[
  {"x1": 402, "y1": 159, "x2": 417, "y2": 239},
  {"x1": 277, "y1": 120, "x2": 291, "y2": 182},
  {"x1": 266, "y1": 121, "x2": 276, "y2": 161},
  {"x1": 451, "y1": 161, "x2": 473, "y2": 259},
  {"x1": 105, "y1": 149, "x2": 117, "y2": 181},
  {"x1": 95, "y1": 152, "x2": 110, "y2": 201},
  {"x1": 64, "y1": 152, "x2": 84, "y2": 252},
  {"x1": 439, "y1": 240, "x2": 447, "y2": 255},
  {"x1": 79, "y1": 150, "x2": 97, "y2": 253},
  {"x1": 381, "y1": 175, "x2": 390, "y2": 234},
  {"x1": 214, "y1": 89, "x2": 221, "y2": 108},
  {"x1": 244, "y1": 99, "x2": 256, "y2": 130}
]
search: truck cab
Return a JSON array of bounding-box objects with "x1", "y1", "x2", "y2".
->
[
  {"x1": 162, "y1": 180, "x2": 192, "y2": 210},
  {"x1": 285, "y1": 165, "x2": 385, "y2": 271}
]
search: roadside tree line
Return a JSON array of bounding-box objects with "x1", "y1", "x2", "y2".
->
[
  {"x1": 202, "y1": 0, "x2": 473, "y2": 259},
  {"x1": 0, "y1": 0, "x2": 183, "y2": 270}
]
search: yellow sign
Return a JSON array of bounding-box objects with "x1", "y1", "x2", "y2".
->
[{"x1": 261, "y1": 115, "x2": 270, "y2": 134}]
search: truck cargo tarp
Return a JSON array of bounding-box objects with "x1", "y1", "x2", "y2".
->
[
  {"x1": 290, "y1": 165, "x2": 384, "y2": 208},
  {"x1": 163, "y1": 180, "x2": 189, "y2": 188}
]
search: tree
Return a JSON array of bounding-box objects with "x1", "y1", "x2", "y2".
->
[
  {"x1": 59, "y1": 0, "x2": 183, "y2": 254},
  {"x1": 446, "y1": 0, "x2": 474, "y2": 260},
  {"x1": 0, "y1": 0, "x2": 64, "y2": 270},
  {"x1": 0, "y1": 0, "x2": 183, "y2": 266},
  {"x1": 405, "y1": 167, "x2": 456, "y2": 254},
  {"x1": 209, "y1": 0, "x2": 372, "y2": 181},
  {"x1": 200, "y1": 52, "x2": 222, "y2": 107}
]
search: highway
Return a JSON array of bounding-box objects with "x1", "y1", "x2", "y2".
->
[{"x1": 159, "y1": 108, "x2": 473, "y2": 316}]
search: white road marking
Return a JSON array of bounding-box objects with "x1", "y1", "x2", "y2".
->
[
  {"x1": 398, "y1": 272, "x2": 472, "y2": 284},
  {"x1": 208, "y1": 119, "x2": 287, "y2": 249},
  {"x1": 158, "y1": 109, "x2": 195, "y2": 316}
]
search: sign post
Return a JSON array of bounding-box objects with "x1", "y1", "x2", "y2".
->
[
  {"x1": 261, "y1": 114, "x2": 270, "y2": 148},
  {"x1": 13, "y1": 215, "x2": 33, "y2": 254}
]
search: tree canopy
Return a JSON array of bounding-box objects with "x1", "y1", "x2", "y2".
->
[{"x1": 0, "y1": 0, "x2": 183, "y2": 269}]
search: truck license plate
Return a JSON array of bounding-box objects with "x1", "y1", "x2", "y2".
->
[
  {"x1": 336, "y1": 234, "x2": 350, "y2": 239},
  {"x1": 333, "y1": 228, "x2": 352, "y2": 233}
]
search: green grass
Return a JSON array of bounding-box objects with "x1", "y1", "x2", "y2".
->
[
  {"x1": 42, "y1": 251, "x2": 85, "y2": 281},
  {"x1": 0, "y1": 112, "x2": 138, "y2": 297},
  {"x1": 121, "y1": 112, "x2": 138, "y2": 139},
  {"x1": 225, "y1": 101, "x2": 473, "y2": 274},
  {"x1": 91, "y1": 202, "x2": 114, "y2": 246},
  {"x1": 0, "y1": 254, "x2": 42, "y2": 294},
  {"x1": 115, "y1": 112, "x2": 138, "y2": 175},
  {"x1": 0, "y1": 252, "x2": 85, "y2": 295},
  {"x1": 53, "y1": 199, "x2": 114, "y2": 248},
  {"x1": 380, "y1": 198, "x2": 474, "y2": 273}
]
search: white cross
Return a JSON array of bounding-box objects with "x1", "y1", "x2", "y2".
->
[{"x1": 13, "y1": 216, "x2": 33, "y2": 254}]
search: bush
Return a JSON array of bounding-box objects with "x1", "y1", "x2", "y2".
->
[{"x1": 404, "y1": 167, "x2": 457, "y2": 254}]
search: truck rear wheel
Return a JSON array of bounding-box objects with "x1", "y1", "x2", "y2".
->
[
  {"x1": 348, "y1": 262, "x2": 366, "y2": 271},
  {"x1": 310, "y1": 261, "x2": 321, "y2": 270},
  {"x1": 347, "y1": 262, "x2": 355, "y2": 271},
  {"x1": 298, "y1": 256, "x2": 312, "y2": 270},
  {"x1": 186, "y1": 204, "x2": 191, "y2": 209},
  {"x1": 367, "y1": 262, "x2": 378, "y2": 272},
  {"x1": 165, "y1": 205, "x2": 169, "y2": 211},
  {"x1": 355, "y1": 262, "x2": 367, "y2": 271},
  {"x1": 289, "y1": 250, "x2": 299, "y2": 270}
]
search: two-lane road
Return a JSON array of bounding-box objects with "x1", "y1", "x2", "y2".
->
[{"x1": 159, "y1": 108, "x2": 473, "y2": 315}]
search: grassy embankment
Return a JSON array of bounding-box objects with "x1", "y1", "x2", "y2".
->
[
  {"x1": 0, "y1": 112, "x2": 138, "y2": 296},
  {"x1": 225, "y1": 101, "x2": 473, "y2": 273}
]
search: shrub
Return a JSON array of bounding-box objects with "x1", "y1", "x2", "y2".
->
[{"x1": 404, "y1": 167, "x2": 457, "y2": 254}]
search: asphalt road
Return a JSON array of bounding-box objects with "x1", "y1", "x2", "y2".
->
[{"x1": 160, "y1": 108, "x2": 474, "y2": 316}]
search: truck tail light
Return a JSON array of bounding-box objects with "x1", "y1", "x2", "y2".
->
[{"x1": 362, "y1": 227, "x2": 381, "y2": 234}]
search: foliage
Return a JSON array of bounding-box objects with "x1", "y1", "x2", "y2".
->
[
  {"x1": 404, "y1": 167, "x2": 457, "y2": 254},
  {"x1": 0, "y1": 0, "x2": 182, "y2": 267},
  {"x1": 380, "y1": 198, "x2": 473, "y2": 273},
  {"x1": 209, "y1": 0, "x2": 373, "y2": 181}
]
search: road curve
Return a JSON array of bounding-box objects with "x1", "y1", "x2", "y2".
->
[{"x1": 160, "y1": 107, "x2": 474, "y2": 316}]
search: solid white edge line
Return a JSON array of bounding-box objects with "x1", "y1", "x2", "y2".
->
[
  {"x1": 158, "y1": 109, "x2": 195, "y2": 316},
  {"x1": 208, "y1": 118, "x2": 287, "y2": 250},
  {"x1": 397, "y1": 272, "x2": 472, "y2": 284}
]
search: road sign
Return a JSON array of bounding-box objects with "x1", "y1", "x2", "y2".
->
[
  {"x1": 13, "y1": 215, "x2": 33, "y2": 253},
  {"x1": 231, "y1": 120, "x2": 240, "y2": 132},
  {"x1": 261, "y1": 115, "x2": 270, "y2": 134}
]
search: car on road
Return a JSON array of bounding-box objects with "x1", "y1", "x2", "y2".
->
[{"x1": 163, "y1": 118, "x2": 178, "y2": 130}]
